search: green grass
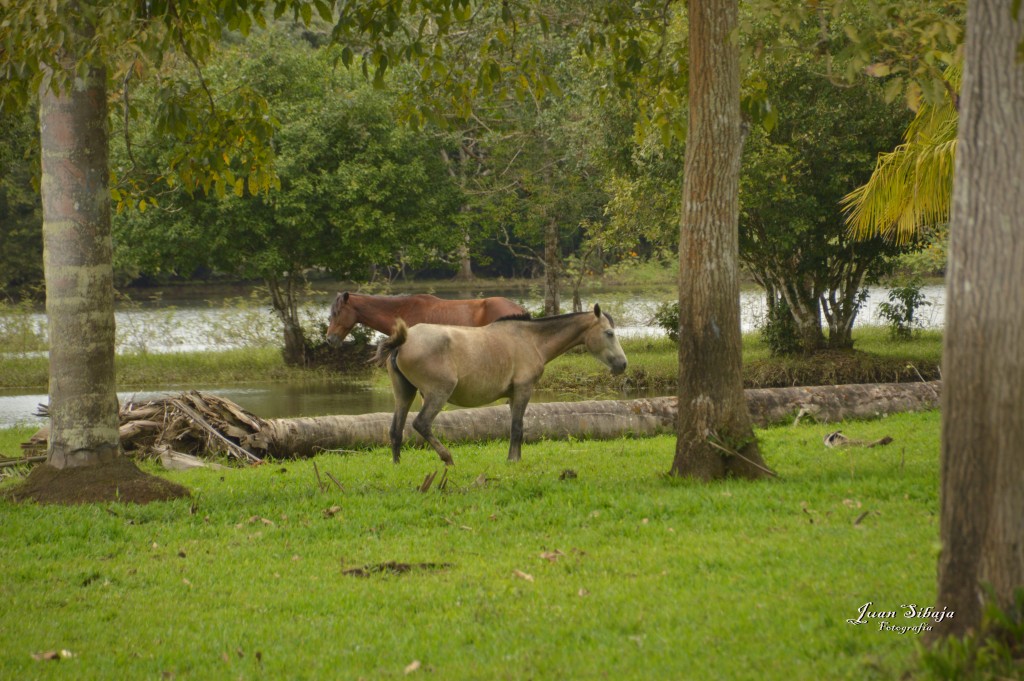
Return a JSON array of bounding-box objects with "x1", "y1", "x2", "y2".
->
[
  {"x1": 0, "y1": 347, "x2": 329, "y2": 391},
  {"x1": 0, "y1": 410, "x2": 941, "y2": 680}
]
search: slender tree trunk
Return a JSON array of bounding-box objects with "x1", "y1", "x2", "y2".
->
[
  {"x1": 543, "y1": 217, "x2": 560, "y2": 316},
  {"x1": 782, "y1": 284, "x2": 824, "y2": 354},
  {"x1": 455, "y1": 232, "x2": 474, "y2": 281},
  {"x1": 934, "y1": 0, "x2": 1024, "y2": 639},
  {"x1": 441, "y1": 147, "x2": 475, "y2": 282},
  {"x1": 267, "y1": 275, "x2": 307, "y2": 366},
  {"x1": 822, "y1": 263, "x2": 867, "y2": 350},
  {"x1": 38, "y1": 59, "x2": 120, "y2": 469},
  {"x1": 672, "y1": 0, "x2": 770, "y2": 480}
]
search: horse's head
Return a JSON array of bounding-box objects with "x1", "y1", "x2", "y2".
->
[
  {"x1": 584, "y1": 304, "x2": 628, "y2": 375},
  {"x1": 326, "y1": 292, "x2": 358, "y2": 347}
]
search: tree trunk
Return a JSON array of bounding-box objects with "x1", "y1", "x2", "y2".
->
[
  {"x1": 19, "y1": 42, "x2": 188, "y2": 504},
  {"x1": 672, "y1": 0, "x2": 770, "y2": 480},
  {"x1": 267, "y1": 274, "x2": 307, "y2": 366},
  {"x1": 455, "y1": 232, "x2": 474, "y2": 281},
  {"x1": 38, "y1": 59, "x2": 120, "y2": 469},
  {"x1": 934, "y1": 0, "x2": 1024, "y2": 640},
  {"x1": 822, "y1": 262, "x2": 867, "y2": 350},
  {"x1": 258, "y1": 382, "x2": 941, "y2": 458},
  {"x1": 440, "y1": 146, "x2": 475, "y2": 282},
  {"x1": 786, "y1": 285, "x2": 824, "y2": 354},
  {"x1": 543, "y1": 217, "x2": 560, "y2": 316}
]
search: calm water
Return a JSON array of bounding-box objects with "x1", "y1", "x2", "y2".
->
[
  {"x1": 0, "y1": 381, "x2": 396, "y2": 429},
  {"x1": 0, "y1": 285, "x2": 945, "y2": 428}
]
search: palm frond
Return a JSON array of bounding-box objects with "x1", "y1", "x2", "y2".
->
[{"x1": 843, "y1": 63, "x2": 961, "y2": 244}]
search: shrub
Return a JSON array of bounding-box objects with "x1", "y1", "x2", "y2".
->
[
  {"x1": 877, "y1": 277, "x2": 930, "y2": 340},
  {"x1": 761, "y1": 298, "x2": 802, "y2": 356},
  {"x1": 653, "y1": 301, "x2": 679, "y2": 342}
]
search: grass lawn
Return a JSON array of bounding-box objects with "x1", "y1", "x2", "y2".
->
[{"x1": 0, "y1": 410, "x2": 941, "y2": 680}]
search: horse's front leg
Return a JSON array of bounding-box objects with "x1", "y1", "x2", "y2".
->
[
  {"x1": 412, "y1": 391, "x2": 456, "y2": 466},
  {"x1": 507, "y1": 385, "x2": 533, "y2": 462}
]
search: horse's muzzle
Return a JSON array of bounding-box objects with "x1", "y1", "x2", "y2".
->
[
  {"x1": 611, "y1": 359, "x2": 628, "y2": 375},
  {"x1": 326, "y1": 333, "x2": 342, "y2": 348}
]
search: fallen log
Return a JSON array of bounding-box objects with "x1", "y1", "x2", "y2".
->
[
  {"x1": 20, "y1": 381, "x2": 942, "y2": 463},
  {"x1": 261, "y1": 381, "x2": 942, "y2": 458}
]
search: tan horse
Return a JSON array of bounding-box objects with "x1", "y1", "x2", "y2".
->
[
  {"x1": 326, "y1": 292, "x2": 526, "y2": 346},
  {"x1": 374, "y1": 305, "x2": 628, "y2": 465}
]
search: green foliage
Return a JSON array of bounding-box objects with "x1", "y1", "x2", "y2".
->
[
  {"x1": 0, "y1": 296, "x2": 47, "y2": 355},
  {"x1": 743, "y1": 0, "x2": 963, "y2": 112},
  {"x1": 653, "y1": 301, "x2": 680, "y2": 343},
  {"x1": 738, "y1": 44, "x2": 919, "y2": 347},
  {"x1": 0, "y1": 1, "x2": 326, "y2": 204},
  {"x1": 761, "y1": 298, "x2": 803, "y2": 357},
  {"x1": 114, "y1": 31, "x2": 462, "y2": 285},
  {"x1": 0, "y1": 107, "x2": 42, "y2": 296},
  {"x1": 916, "y1": 587, "x2": 1024, "y2": 680},
  {"x1": 877, "y1": 278, "x2": 931, "y2": 340},
  {"x1": 0, "y1": 410, "x2": 942, "y2": 680}
]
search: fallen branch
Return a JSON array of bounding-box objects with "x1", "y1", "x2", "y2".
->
[
  {"x1": 0, "y1": 455, "x2": 46, "y2": 469},
  {"x1": 169, "y1": 395, "x2": 262, "y2": 464},
  {"x1": 707, "y1": 438, "x2": 779, "y2": 478}
]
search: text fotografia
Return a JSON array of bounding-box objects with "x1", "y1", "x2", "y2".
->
[{"x1": 847, "y1": 602, "x2": 954, "y2": 635}]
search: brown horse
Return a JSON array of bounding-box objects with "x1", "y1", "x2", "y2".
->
[
  {"x1": 374, "y1": 305, "x2": 628, "y2": 465},
  {"x1": 326, "y1": 292, "x2": 527, "y2": 346}
]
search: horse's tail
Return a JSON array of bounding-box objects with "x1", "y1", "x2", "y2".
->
[{"x1": 372, "y1": 318, "x2": 408, "y2": 368}]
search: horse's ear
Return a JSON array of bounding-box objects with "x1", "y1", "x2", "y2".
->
[
  {"x1": 342, "y1": 291, "x2": 350, "y2": 303},
  {"x1": 593, "y1": 303, "x2": 601, "y2": 318}
]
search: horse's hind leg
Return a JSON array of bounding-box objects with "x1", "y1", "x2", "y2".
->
[
  {"x1": 507, "y1": 385, "x2": 533, "y2": 462},
  {"x1": 412, "y1": 391, "x2": 456, "y2": 466},
  {"x1": 388, "y1": 365, "x2": 418, "y2": 464}
]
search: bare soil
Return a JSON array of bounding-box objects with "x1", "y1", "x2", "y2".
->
[{"x1": 3, "y1": 456, "x2": 189, "y2": 505}]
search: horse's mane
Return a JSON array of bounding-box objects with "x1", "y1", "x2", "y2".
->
[
  {"x1": 494, "y1": 312, "x2": 533, "y2": 322},
  {"x1": 494, "y1": 310, "x2": 615, "y2": 327}
]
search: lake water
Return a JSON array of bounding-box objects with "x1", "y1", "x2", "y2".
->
[{"x1": 0, "y1": 285, "x2": 946, "y2": 429}]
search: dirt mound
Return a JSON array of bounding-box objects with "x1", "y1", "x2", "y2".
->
[{"x1": 3, "y1": 457, "x2": 189, "y2": 506}]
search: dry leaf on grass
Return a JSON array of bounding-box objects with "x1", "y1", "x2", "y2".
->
[
  {"x1": 513, "y1": 569, "x2": 534, "y2": 582},
  {"x1": 404, "y1": 660, "x2": 421, "y2": 674}
]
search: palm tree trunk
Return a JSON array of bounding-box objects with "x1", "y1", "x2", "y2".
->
[{"x1": 38, "y1": 58, "x2": 120, "y2": 469}]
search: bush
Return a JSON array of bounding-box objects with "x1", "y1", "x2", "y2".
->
[
  {"x1": 877, "y1": 277, "x2": 930, "y2": 340},
  {"x1": 653, "y1": 301, "x2": 679, "y2": 342},
  {"x1": 761, "y1": 298, "x2": 802, "y2": 356}
]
